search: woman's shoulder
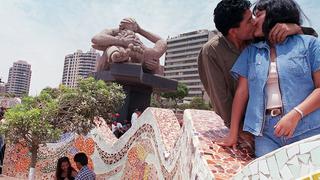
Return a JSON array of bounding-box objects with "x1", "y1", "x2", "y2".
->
[
  {"x1": 288, "y1": 34, "x2": 318, "y2": 44},
  {"x1": 285, "y1": 35, "x2": 319, "y2": 51}
]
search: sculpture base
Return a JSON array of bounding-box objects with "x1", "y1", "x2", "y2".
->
[{"x1": 93, "y1": 63, "x2": 178, "y2": 121}]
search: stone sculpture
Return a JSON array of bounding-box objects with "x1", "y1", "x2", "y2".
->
[{"x1": 92, "y1": 18, "x2": 167, "y2": 74}]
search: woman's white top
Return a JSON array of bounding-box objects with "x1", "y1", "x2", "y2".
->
[{"x1": 266, "y1": 61, "x2": 283, "y2": 109}]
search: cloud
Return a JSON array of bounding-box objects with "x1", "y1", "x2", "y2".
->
[
  {"x1": 0, "y1": 0, "x2": 318, "y2": 95},
  {"x1": 298, "y1": 0, "x2": 320, "y2": 33}
]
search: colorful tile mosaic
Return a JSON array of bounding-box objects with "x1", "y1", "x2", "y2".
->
[
  {"x1": 186, "y1": 109, "x2": 254, "y2": 179},
  {"x1": 2, "y1": 108, "x2": 212, "y2": 179},
  {"x1": 2, "y1": 107, "x2": 319, "y2": 179},
  {"x1": 233, "y1": 134, "x2": 320, "y2": 180}
]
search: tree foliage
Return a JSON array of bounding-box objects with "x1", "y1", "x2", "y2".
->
[
  {"x1": 188, "y1": 97, "x2": 211, "y2": 110},
  {"x1": 54, "y1": 77, "x2": 125, "y2": 135},
  {"x1": 0, "y1": 92, "x2": 60, "y2": 148},
  {"x1": 177, "y1": 97, "x2": 211, "y2": 111},
  {"x1": 161, "y1": 82, "x2": 188, "y2": 101},
  {"x1": 0, "y1": 77, "x2": 125, "y2": 171},
  {"x1": 150, "y1": 93, "x2": 175, "y2": 109},
  {"x1": 160, "y1": 83, "x2": 188, "y2": 111}
]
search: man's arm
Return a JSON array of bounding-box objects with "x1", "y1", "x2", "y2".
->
[
  {"x1": 301, "y1": 27, "x2": 318, "y2": 37},
  {"x1": 269, "y1": 23, "x2": 318, "y2": 43}
]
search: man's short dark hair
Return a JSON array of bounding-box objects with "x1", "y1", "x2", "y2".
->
[
  {"x1": 214, "y1": 0, "x2": 251, "y2": 36},
  {"x1": 74, "y1": 152, "x2": 88, "y2": 166}
]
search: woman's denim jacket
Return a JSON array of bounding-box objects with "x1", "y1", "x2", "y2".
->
[{"x1": 231, "y1": 35, "x2": 320, "y2": 137}]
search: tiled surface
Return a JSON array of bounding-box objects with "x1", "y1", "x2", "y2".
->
[
  {"x1": 233, "y1": 134, "x2": 320, "y2": 180},
  {"x1": 0, "y1": 175, "x2": 19, "y2": 179},
  {"x1": 2, "y1": 108, "x2": 212, "y2": 179},
  {"x1": 2, "y1": 107, "x2": 319, "y2": 179},
  {"x1": 150, "y1": 108, "x2": 181, "y2": 151},
  {"x1": 186, "y1": 109, "x2": 254, "y2": 180}
]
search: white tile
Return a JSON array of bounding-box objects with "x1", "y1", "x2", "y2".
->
[
  {"x1": 252, "y1": 174, "x2": 259, "y2": 180},
  {"x1": 267, "y1": 156, "x2": 281, "y2": 179},
  {"x1": 310, "y1": 146, "x2": 320, "y2": 166},
  {"x1": 242, "y1": 167, "x2": 252, "y2": 177},
  {"x1": 300, "y1": 163, "x2": 310, "y2": 177},
  {"x1": 287, "y1": 156, "x2": 299, "y2": 165},
  {"x1": 298, "y1": 154, "x2": 310, "y2": 164},
  {"x1": 233, "y1": 172, "x2": 245, "y2": 180},
  {"x1": 249, "y1": 161, "x2": 259, "y2": 175},
  {"x1": 308, "y1": 161, "x2": 318, "y2": 173},
  {"x1": 259, "y1": 159, "x2": 270, "y2": 175},
  {"x1": 279, "y1": 165, "x2": 293, "y2": 180},
  {"x1": 287, "y1": 145, "x2": 299, "y2": 159},
  {"x1": 288, "y1": 164, "x2": 301, "y2": 178},
  {"x1": 275, "y1": 149, "x2": 288, "y2": 169},
  {"x1": 299, "y1": 140, "x2": 320, "y2": 154},
  {"x1": 259, "y1": 173, "x2": 269, "y2": 180}
]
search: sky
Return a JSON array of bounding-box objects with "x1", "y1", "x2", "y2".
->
[{"x1": 0, "y1": 0, "x2": 319, "y2": 96}]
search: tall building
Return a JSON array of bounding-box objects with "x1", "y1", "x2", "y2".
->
[
  {"x1": 62, "y1": 49, "x2": 100, "y2": 88},
  {"x1": 0, "y1": 79, "x2": 5, "y2": 94},
  {"x1": 164, "y1": 30, "x2": 217, "y2": 101},
  {"x1": 6, "y1": 60, "x2": 32, "y2": 97}
]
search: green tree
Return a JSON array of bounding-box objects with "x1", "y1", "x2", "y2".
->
[
  {"x1": 177, "y1": 103, "x2": 190, "y2": 111},
  {"x1": 189, "y1": 97, "x2": 211, "y2": 110},
  {"x1": 0, "y1": 92, "x2": 16, "y2": 98},
  {"x1": 0, "y1": 77, "x2": 125, "y2": 179},
  {"x1": 150, "y1": 93, "x2": 162, "y2": 108},
  {"x1": 55, "y1": 77, "x2": 125, "y2": 134},
  {"x1": 161, "y1": 83, "x2": 188, "y2": 112}
]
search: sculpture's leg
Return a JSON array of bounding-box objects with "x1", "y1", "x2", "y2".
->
[
  {"x1": 125, "y1": 44, "x2": 143, "y2": 63},
  {"x1": 96, "y1": 50, "x2": 110, "y2": 71},
  {"x1": 128, "y1": 50, "x2": 143, "y2": 63},
  {"x1": 142, "y1": 58, "x2": 160, "y2": 74}
]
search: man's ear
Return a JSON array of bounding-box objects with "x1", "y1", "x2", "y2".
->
[{"x1": 228, "y1": 28, "x2": 237, "y2": 37}]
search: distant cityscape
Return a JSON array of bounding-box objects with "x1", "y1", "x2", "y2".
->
[{"x1": 1, "y1": 29, "x2": 217, "y2": 102}]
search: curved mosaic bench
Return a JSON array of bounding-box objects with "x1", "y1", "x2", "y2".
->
[
  {"x1": 3, "y1": 108, "x2": 254, "y2": 179},
  {"x1": 232, "y1": 134, "x2": 320, "y2": 180}
]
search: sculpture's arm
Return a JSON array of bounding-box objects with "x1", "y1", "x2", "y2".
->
[
  {"x1": 91, "y1": 28, "x2": 127, "y2": 47},
  {"x1": 119, "y1": 18, "x2": 167, "y2": 59},
  {"x1": 135, "y1": 28, "x2": 166, "y2": 59}
]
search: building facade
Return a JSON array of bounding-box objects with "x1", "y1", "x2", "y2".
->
[
  {"x1": 0, "y1": 78, "x2": 5, "y2": 94},
  {"x1": 164, "y1": 30, "x2": 216, "y2": 102},
  {"x1": 0, "y1": 83, "x2": 6, "y2": 94},
  {"x1": 6, "y1": 60, "x2": 32, "y2": 97},
  {"x1": 62, "y1": 49, "x2": 100, "y2": 88}
]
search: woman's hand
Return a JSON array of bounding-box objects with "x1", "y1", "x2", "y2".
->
[{"x1": 274, "y1": 110, "x2": 301, "y2": 138}]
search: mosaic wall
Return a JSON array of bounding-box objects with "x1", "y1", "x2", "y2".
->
[
  {"x1": 3, "y1": 107, "x2": 318, "y2": 179},
  {"x1": 232, "y1": 134, "x2": 320, "y2": 180},
  {"x1": 3, "y1": 108, "x2": 215, "y2": 179}
]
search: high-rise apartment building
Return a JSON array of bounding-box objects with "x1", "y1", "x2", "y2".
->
[
  {"x1": 164, "y1": 30, "x2": 217, "y2": 101},
  {"x1": 6, "y1": 60, "x2": 32, "y2": 97},
  {"x1": 0, "y1": 80, "x2": 6, "y2": 94},
  {"x1": 62, "y1": 49, "x2": 100, "y2": 88}
]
